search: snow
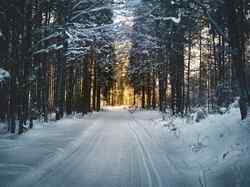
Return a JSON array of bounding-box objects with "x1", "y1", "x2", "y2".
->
[
  {"x1": 1, "y1": 107, "x2": 250, "y2": 186},
  {"x1": 71, "y1": 6, "x2": 112, "y2": 22},
  {"x1": 37, "y1": 32, "x2": 62, "y2": 44},
  {"x1": 0, "y1": 123, "x2": 8, "y2": 134},
  {"x1": 0, "y1": 68, "x2": 10, "y2": 81},
  {"x1": 0, "y1": 114, "x2": 97, "y2": 186},
  {"x1": 151, "y1": 12, "x2": 182, "y2": 24},
  {"x1": 132, "y1": 108, "x2": 250, "y2": 186},
  {"x1": 246, "y1": 10, "x2": 250, "y2": 20}
]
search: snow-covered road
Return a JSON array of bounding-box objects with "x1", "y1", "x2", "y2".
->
[{"x1": 1, "y1": 108, "x2": 250, "y2": 187}]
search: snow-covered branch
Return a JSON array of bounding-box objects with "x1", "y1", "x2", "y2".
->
[{"x1": 150, "y1": 11, "x2": 182, "y2": 24}]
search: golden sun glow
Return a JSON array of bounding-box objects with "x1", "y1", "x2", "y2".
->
[{"x1": 110, "y1": 42, "x2": 134, "y2": 106}]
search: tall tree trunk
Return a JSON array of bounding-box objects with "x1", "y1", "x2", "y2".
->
[
  {"x1": 92, "y1": 52, "x2": 97, "y2": 111},
  {"x1": 225, "y1": 0, "x2": 248, "y2": 120},
  {"x1": 152, "y1": 71, "x2": 156, "y2": 110},
  {"x1": 186, "y1": 30, "x2": 191, "y2": 113},
  {"x1": 142, "y1": 77, "x2": 145, "y2": 109}
]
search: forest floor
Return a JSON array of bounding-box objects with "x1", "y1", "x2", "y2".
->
[{"x1": 1, "y1": 107, "x2": 250, "y2": 187}]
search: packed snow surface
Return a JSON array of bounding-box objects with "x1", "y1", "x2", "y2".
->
[{"x1": 1, "y1": 107, "x2": 250, "y2": 187}]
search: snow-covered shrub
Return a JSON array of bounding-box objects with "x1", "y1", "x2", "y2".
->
[
  {"x1": 185, "y1": 114, "x2": 194, "y2": 124},
  {"x1": 162, "y1": 110, "x2": 171, "y2": 121},
  {"x1": 229, "y1": 97, "x2": 240, "y2": 109},
  {"x1": 215, "y1": 81, "x2": 233, "y2": 108},
  {"x1": 193, "y1": 108, "x2": 207, "y2": 123},
  {"x1": 0, "y1": 123, "x2": 8, "y2": 134},
  {"x1": 0, "y1": 68, "x2": 10, "y2": 81},
  {"x1": 128, "y1": 106, "x2": 138, "y2": 113},
  {"x1": 218, "y1": 107, "x2": 228, "y2": 114}
]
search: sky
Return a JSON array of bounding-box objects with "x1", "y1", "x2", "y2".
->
[{"x1": 112, "y1": 0, "x2": 141, "y2": 44}]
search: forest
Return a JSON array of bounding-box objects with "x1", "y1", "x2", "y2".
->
[
  {"x1": 1, "y1": 1, "x2": 250, "y2": 187},
  {"x1": 0, "y1": 0, "x2": 249, "y2": 134}
]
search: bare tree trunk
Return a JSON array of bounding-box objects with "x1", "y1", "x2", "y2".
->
[
  {"x1": 225, "y1": 0, "x2": 248, "y2": 120},
  {"x1": 186, "y1": 30, "x2": 191, "y2": 113}
]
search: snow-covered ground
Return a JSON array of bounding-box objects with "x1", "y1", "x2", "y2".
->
[
  {"x1": 0, "y1": 123, "x2": 8, "y2": 135},
  {"x1": 1, "y1": 107, "x2": 250, "y2": 187},
  {"x1": 131, "y1": 108, "x2": 250, "y2": 186}
]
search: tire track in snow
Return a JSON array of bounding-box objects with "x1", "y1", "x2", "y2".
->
[
  {"x1": 128, "y1": 120, "x2": 153, "y2": 187},
  {"x1": 128, "y1": 113, "x2": 163, "y2": 187},
  {"x1": 131, "y1": 114, "x2": 184, "y2": 177},
  {"x1": 36, "y1": 123, "x2": 103, "y2": 185},
  {"x1": 12, "y1": 118, "x2": 102, "y2": 187}
]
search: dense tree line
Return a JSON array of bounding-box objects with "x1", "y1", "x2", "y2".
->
[
  {"x1": 0, "y1": 0, "x2": 115, "y2": 134},
  {"x1": 128, "y1": 0, "x2": 250, "y2": 118},
  {"x1": 0, "y1": 0, "x2": 249, "y2": 134}
]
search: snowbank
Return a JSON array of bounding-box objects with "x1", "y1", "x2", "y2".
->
[{"x1": 132, "y1": 108, "x2": 250, "y2": 186}]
